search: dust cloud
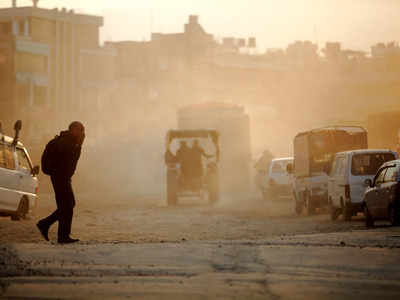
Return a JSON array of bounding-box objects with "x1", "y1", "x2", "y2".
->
[
  {"x1": 41, "y1": 63, "x2": 400, "y2": 209},
  {"x1": 9, "y1": 12, "x2": 398, "y2": 210}
]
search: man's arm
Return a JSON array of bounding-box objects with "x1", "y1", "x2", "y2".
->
[{"x1": 58, "y1": 140, "x2": 81, "y2": 179}]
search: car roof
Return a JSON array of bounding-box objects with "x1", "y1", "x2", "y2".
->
[
  {"x1": 382, "y1": 159, "x2": 400, "y2": 167},
  {"x1": 271, "y1": 157, "x2": 293, "y2": 162},
  {"x1": 296, "y1": 125, "x2": 367, "y2": 137},
  {"x1": 335, "y1": 149, "x2": 396, "y2": 156},
  {"x1": 0, "y1": 135, "x2": 24, "y2": 147}
]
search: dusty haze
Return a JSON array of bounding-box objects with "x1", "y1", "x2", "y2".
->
[{"x1": 2, "y1": 1, "x2": 400, "y2": 203}]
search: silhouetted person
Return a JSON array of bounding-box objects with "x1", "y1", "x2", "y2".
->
[
  {"x1": 190, "y1": 140, "x2": 213, "y2": 180},
  {"x1": 37, "y1": 121, "x2": 85, "y2": 244},
  {"x1": 176, "y1": 141, "x2": 192, "y2": 180}
]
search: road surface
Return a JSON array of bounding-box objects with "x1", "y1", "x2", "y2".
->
[{"x1": 1, "y1": 193, "x2": 399, "y2": 299}]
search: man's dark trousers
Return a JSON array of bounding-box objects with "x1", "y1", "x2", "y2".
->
[{"x1": 41, "y1": 176, "x2": 75, "y2": 240}]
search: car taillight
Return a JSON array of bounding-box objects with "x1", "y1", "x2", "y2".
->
[
  {"x1": 35, "y1": 186, "x2": 39, "y2": 195},
  {"x1": 345, "y1": 184, "x2": 350, "y2": 199}
]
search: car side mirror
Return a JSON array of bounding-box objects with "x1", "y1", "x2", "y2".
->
[
  {"x1": 286, "y1": 163, "x2": 293, "y2": 174},
  {"x1": 32, "y1": 165, "x2": 40, "y2": 176},
  {"x1": 364, "y1": 179, "x2": 373, "y2": 188}
]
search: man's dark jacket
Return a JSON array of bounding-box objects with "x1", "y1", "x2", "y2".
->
[{"x1": 52, "y1": 131, "x2": 81, "y2": 179}]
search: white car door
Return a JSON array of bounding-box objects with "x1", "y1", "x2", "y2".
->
[
  {"x1": 335, "y1": 156, "x2": 347, "y2": 205},
  {"x1": 332, "y1": 156, "x2": 345, "y2": 207},
  {"x1": 16, "y1": 148, "x2": 37, "y2": 195},
  {"x1": 0, "y1": 144, "x2": 21, "y2": 212},
  {"x1": 328, "y1": 156, "x2": 338, "y2": 205}
]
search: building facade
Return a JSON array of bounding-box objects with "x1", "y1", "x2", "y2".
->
[{"x1": 0, "y1": 2, "x2": 116, "y2": 149}]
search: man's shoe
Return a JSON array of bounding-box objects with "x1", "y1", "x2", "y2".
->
[
  {"x1": 57, "y1": 237, "x2": 80, "y2": 244},
  {"x1": 36, "y1": 221, "x2": 49, "y2": 241}
]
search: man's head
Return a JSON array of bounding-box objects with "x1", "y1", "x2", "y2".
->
[
  {"x1": 179, "y1": 140, "x2": 187, "y2": 148},
  {"x1": 68, "y1": 121, "x2": 85, "y2": 144},
  {"x1": 193, "y1": 139, "x2": 199, "y2": 147}
]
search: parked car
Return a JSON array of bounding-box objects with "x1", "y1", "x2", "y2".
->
[
  {"x1": 261, "y1": 157, "x2": 293, "y2": 200},
  {"x1": 0, "y1": 121, "x2": 39, "y2": 220},
  {"x1": 362, "y1": 159, "x2": 400, "y2": 227},
  {"x1": 329, "y1": 149, "x2": 398, "y2": 221}
]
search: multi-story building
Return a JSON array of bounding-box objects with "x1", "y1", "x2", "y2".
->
[{"x1": 0, "y1": 0, "x2": 116, "y2": 149}]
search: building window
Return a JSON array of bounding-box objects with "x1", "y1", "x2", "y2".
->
[
  {"x1": 34, "y1": 86, "x2": 47, "y2": 106},
  {"x1": 18, "y1": 20, "x2": 24, "y2": 35},
  {"x1": 16, "y1": 82, "x2": 29, "y2": 107}
]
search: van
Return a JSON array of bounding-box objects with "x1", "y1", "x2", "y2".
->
[
  {"x1": 261, "y1": 157, "x2": 293, "y2": 199},
  {"x1": 328, "y1": 149, "x2": 398, "y2": 221},
  {"x1": 0, "y1": 121, "x2": 39, "y2": 220}
]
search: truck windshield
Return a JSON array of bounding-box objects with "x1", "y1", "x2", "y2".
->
[{"x1": 351, "y1": 153, "x2": 395, "y2": 176}]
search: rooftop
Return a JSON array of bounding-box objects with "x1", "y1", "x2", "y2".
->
[{"x1": 0, "y1": 4, "x2": 103, "y2": 26}]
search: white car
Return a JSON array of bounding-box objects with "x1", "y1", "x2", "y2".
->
[
  {"x1": 0, "y1": 123, "x2": 39, "y2": 220},
  {"x1": 328, "y1": 149, "x2": 398, "y2": 221},
  {"x1": 263, "y1": 157, "x2": 293, "y2": 199}
]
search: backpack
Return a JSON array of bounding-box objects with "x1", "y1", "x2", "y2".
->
[{"x1": 41, "y1": 136, "x2": 59, "y2": 175}]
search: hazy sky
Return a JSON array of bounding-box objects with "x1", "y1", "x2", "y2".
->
[{"x1": 2, "y1": 0, "x2": 400, "y2": 52}]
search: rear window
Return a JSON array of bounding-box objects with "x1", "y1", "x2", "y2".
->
[
  {"x1": 271, "y1": 160, "x2": 291, "y2": 174},
  {"x1": 351, "y1": 153, "x2": 395, "y2": 176}
]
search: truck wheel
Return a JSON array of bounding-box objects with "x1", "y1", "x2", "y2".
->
[
  {"x1": 295, "y1": 201, "x2": 303, "y2": 215},
  {"x1": 11, "y1": 197, "x2": 29, "y2": 221},
  {"x1": 343, "y1": 202, "x2": 352, "y2": 221},
  {"x1": 364, "y1": 206, "x2": 374, "y2": 228},
  {"x1": 167, "y1": 171, "x2": 178, "y2": 206},
  {"x1": 330, "y1": 204, "x2": 339, "y2": 221},
  {"x1": 293, "y1": 191, "x2": 302, "y2": 215},
  {"x1": 306, "y1": 194, "x2": 315, "y2": 215}
]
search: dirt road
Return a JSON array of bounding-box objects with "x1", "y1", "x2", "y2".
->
[{"x1": 1, "y1": 193, "x2": 400, "y2": 299}]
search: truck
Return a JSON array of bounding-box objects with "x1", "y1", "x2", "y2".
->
[
  {"x1": 288, "y1": 126, "x2": 368, "y2": 215},
  {"x1": 165, "y1": 129, "x2": 220, "y2": 205},
  {"x1": 177, "y1": 102, "x2": 251, "y2": 198}
]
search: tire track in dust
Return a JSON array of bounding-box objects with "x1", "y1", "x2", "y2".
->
[{"x1": 210, "y1": 244, "x2": 280, "y2": 299}]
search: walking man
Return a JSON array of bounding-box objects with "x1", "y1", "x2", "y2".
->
[{"x1": 37, "y1": 121, "x2": 85, "y2": 244}]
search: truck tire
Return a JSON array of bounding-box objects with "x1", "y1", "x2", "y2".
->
[
  {"x1": 167, "y1": 171, "x2": 178, "y2": 206},
  {"x1": 306, "y1": 193, "x2": 315, "y2": 215},
  {"x1": 295, "y1": 201, "x2": 303, "y2": 215},
  {"x1": 330, "y1": 203, "x2": 339, "y2": 221},
  {"x1": 342, "y1": 201, "x2": 352, "y2": 221},
  {"x1": 11, "y1": 197, "x2": 29, "y2": 221},
  {"x1": 293, "y1": 192, "x2": 302, "y2": 215}
]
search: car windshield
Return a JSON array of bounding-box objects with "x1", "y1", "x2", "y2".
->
[{"x1": 351, "y1": 153, "x2": 396, "y2": 176}]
